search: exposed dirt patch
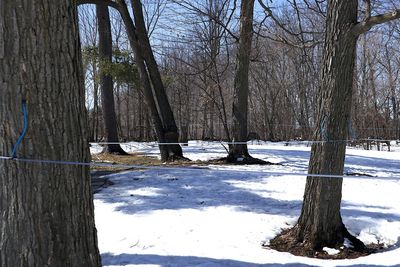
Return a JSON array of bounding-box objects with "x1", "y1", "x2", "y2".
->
[
  {"x1": 91, "y1": 152, "x2": 160, "y2": 171},
  {"x1": 89, "y1": 152, "x2": 280, "y2": 192}
]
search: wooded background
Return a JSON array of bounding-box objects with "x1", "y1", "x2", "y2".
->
[{"x1": 79, "y1": 0, "x2": 400, "y2": 143}]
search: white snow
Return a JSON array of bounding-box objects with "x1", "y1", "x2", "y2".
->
[
  {"x1": 93, "y1": 141, "x2": 400, "y2": 266},
  {"x1": 343, "y1": 238, "x2": 354, "y2": 249},
  {"x1": 323, "y1": 247, "x2": 340, "y2": 255}
]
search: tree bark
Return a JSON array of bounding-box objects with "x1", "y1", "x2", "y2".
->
[
  {"x1": 114, "y1": 0, "x2": 169, "y2": 160},
  {"x1": 78, "y1": 0, "x2": 185, "y2": 161},
  {"x1": 130, "y1": 0, "x2": 184, "y2": 160},
  {"x1": 114, "y1": 0, "x2": 185, "y2": 161},
  {"x1": 97, "y1": 3, "x2": 127, "y2": 154},
  {"x1": 271, "y1": 0, "x2": 366, "y2": 253},
  {"x1": 228, "y1": 0, "x2": 264, "y2": 164},
  {"x1": 0, "y1": 1, "x2": 101, "y2": 266}
]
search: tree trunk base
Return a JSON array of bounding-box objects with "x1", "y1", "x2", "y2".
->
[
  {"x1": 163, "y1": 154, "x2": 191, "y2": 163},
  {"x1": 223, "y1": 154, "x2": 274, "y2": 165},
  {"x1": 101, "y1": 144, "x2": 129, "y2": 155},
  {"x1": 268, "y1": 224, "x2": 371, "y2": 259}
]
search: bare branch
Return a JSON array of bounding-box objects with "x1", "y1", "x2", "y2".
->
[
  {"x1": 77, "y1": 0, "x2": 119, "y2": 10},
  {"x1": 353, "y1": 9, "x2": 400, "y2": 36},
  {"x1": 303, "y1": 0, "x2": 326, "y2": 17},
  {"x1": 257, "y1": 0, "x2": 302, "y2": 37},
  {"x1": 170, "y1": 0, "x2": 239, "y2": 42},
  {"x1": 364, "y1": 0, "x2": 372, "y2": 19}
]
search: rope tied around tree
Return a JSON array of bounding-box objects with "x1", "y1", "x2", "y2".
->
[{"x1": 11, "y1": 99, "x2": 28, "y2": 158}]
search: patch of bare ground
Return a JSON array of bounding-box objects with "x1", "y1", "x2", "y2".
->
[
  {"x1": 89, "y1": 152, "x2": 279, "y2": 192},
  {"x1": 91, "y1": 152, "x2": 160, "y2": 171},
  {"x1": 90, "y1": 152, "x2": 211, "y2": 170},
  {"x1": 91, "y1": 151, "x2": 281, "y2": 170},
  {"x1": 265, "y1": 228, "x2": 385, "y2": 260},
  {"x1": 90, "y1": 153, "x2": 161, "y2": 193}
]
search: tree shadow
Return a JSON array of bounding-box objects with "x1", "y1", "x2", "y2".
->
[
  {"x1": 95, "y1": 168, "x2": 302, "y2": 216},
  {"x1": 95, "y1": 151, "x2": 400, "y2": 264},
  {"x1": 101, "y1": 253, "x2": 400, "y2": 266},
  {"x1": 248, "y1": 147, "x2": 400, "y2": 180},
  {"x1": 344, "y1": 154, "x2": 400, "y2": 175},
  {"x1": 101, "y1": 253, "x2": 317, "y2": 267},
  {"x1": 245, "y1": 147, "x2": 311, "y2": 169},
  {"x1": 341, "y1": 206, "x2": 400, "y2": 224}
]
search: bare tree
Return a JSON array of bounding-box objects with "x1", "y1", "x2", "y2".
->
[{"x1": 228, "y1": 0, "x2": 268, "y2": 163}]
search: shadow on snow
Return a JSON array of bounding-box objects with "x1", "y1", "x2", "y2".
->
[
  {"x1": 95, "y1": 168, "x2": 302, "y2": 216},
  {"x1": 101, "y1": 253, "x2": 400, "y2": 267},
  {"x1": 101, "y1": 253, "x2": 316, "y2": 267}
]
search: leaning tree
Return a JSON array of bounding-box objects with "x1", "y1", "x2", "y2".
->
[
  {"x1": 79, "y1": 0, "x2": 186, "y2": 161},
  {"x1": 0, "y1": 0, "x2": 101, "y2": 265},
  {"x1": 271, "y1": 0, "x2": 400, "y2": 255}
]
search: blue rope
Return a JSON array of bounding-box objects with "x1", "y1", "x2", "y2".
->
[{"x1": 11, "y1": 100, "x2": 28, "y2": 158}]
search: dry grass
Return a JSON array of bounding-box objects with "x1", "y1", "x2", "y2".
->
[
  {"x1": 90, "y1": 152, "x2": 209, "y2": 172},
  {"x1": 90, "y1": 152, "x2": 160, "y2": 172}
]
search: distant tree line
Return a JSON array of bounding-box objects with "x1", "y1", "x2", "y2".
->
[{"x1": 79, "y1": 0, "x2": 400, "y2": 143}]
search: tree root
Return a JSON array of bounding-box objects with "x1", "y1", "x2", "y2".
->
[
  {"x1": 268, "y1": 225, "x2": 372, "y2": 259},
  {"x1": 100, "y1": 148, "x2": 129, "y2": 156},
  {"x1": 164, "y1": 155, "x2": 191, "y2": 163},
  {"x1": 225, "y1": 154, "x2": 276, "y2": 165}
]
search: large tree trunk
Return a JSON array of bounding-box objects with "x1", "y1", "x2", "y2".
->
[
  {"x1": 97, "y1": 3, "x2": 127, "y2": 154},
  {"x1": 0, "y1": 1, "x2": 101, "y2": 266},
  {"x1": 270, "y1": 0, "x2": 366, "y2": 254},
  {"x1": 228, "y1": 0, "x2": 264, "y2": 164}
]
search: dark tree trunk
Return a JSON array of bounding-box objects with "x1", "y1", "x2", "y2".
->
[
  {"x1": 91, "y1": 62, "x2": 100, "y2": 141},
  {"x1": 138, "y1": 88, "x2": 144, "y2": 140},
  {"x1": 115, "y1": 0, "x2": 185, "y2": 161},
  {"x1": 130, "y1": 0, "x2": 184, "y2": 160},
  {"x1": 0, "y1": 1, "x2": 101, "y2": 266},
  {"x1": 97, "y1": 3, "x2": 127, "y2": 154},
  {"x1": 126, "y1": 84, "x2": 131, "y2": 139},
  {"x1": 271, "y1": 0, "x2": 366, "y2": 254},
  {"x1": 228, "y1": 0, "x2": 264, "y2": 164},
  {"x1": 115, "y1": 0, "x2": 167, "y2": 160}
]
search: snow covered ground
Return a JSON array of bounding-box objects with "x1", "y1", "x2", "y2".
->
[{"x1": 92, "y1": 141, "x2": 400, "y2": 267}]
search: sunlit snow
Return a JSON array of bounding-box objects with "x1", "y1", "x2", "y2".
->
[{"x1": 92, "y1": 141, "x2": 400, "y2": 266}]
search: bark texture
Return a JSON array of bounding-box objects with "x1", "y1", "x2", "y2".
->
[
  {"x1": 97, "y1": 3, "x2": 127, "y2": 154},
  {"x1": 130, "y1": 0, "x2": 184, "y2": 161},
  {"x1": 114, "y1": 0, "x2": 169, "y2": 161},
  {"x1": 271, "y1": 0, "x2": 366, "y2": 253},
  {"x1": 0, "y1": 1, "x2": 101, "y2": 266},
  {"x1": 228, "y1": 0, "x2": 264, "y2": 164}
]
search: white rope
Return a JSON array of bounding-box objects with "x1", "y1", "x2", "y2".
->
[{"x1": 1, "y1": 155, "x2": 399, "y2": 181}]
